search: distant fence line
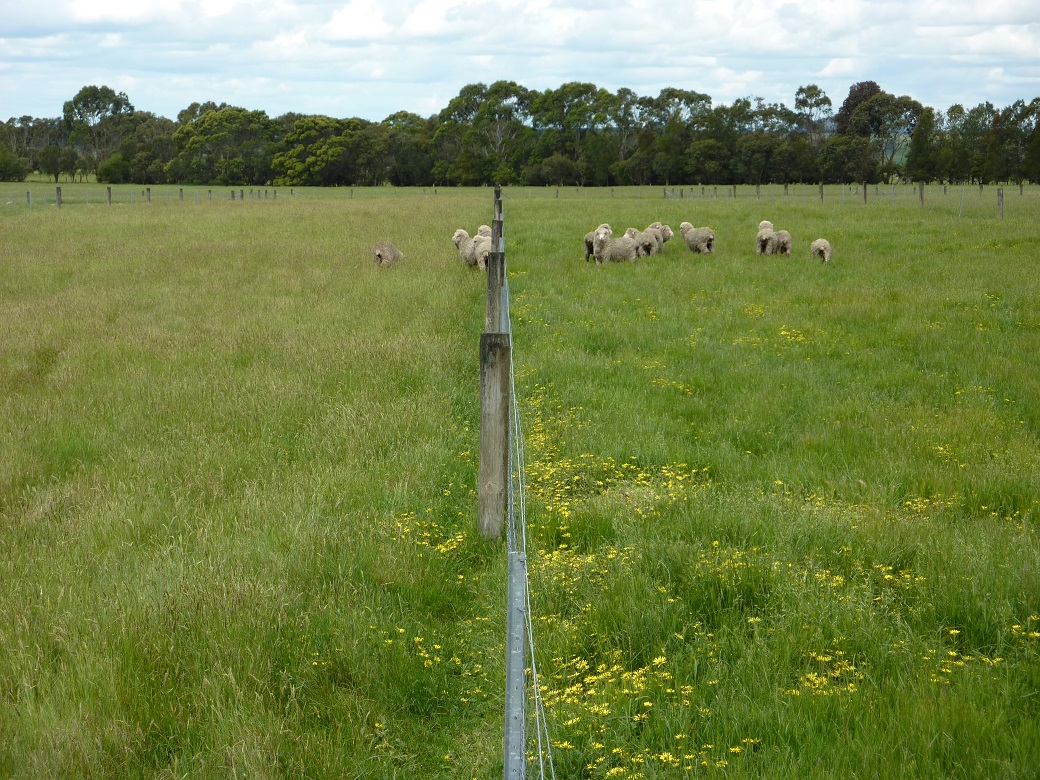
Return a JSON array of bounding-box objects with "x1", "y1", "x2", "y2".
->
[{"x1": 2, "y1": 182, "x2": 1034, "y2": 221}]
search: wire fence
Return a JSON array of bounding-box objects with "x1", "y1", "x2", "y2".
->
[
  {"x1": 3, "y1": 181, "x2": 1037, "y2": 219},
  {"x1": 478, "y1": 185, "x2": 557, "y2": 779}
]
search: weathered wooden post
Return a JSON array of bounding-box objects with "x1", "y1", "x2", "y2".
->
[
  {"x1": 231, "y1": 190, "x2": 236, "y2": 201},
  {"x1": 27, "y1": 191, "x2": 32, "y2": 210},
  {"x1": 819, "y1": 182, "x2": 824, "y2": 201},
  {"x1": 56, "y1": 187, "x2": 62, "y2": 208},
  {"x1": 107, "y1": 186, "x2": 112, "y2": 206},
  {"x1": 146, "y1": 187, "x2": 151, "y2": 203},
  {"x1": 784, "y1": 183, "x2": 789, "y2": 198},
  {"x1": 919, "y1": 181, "x2": 924, "y2": 208},
  {"x1": 179, "y1": 188, "x2": 184, "y2": 201},
  {"x1": 479, "y1": 185, "x2": 510, "y2": 541},
  {"x1": 479, "y1": 331, "x2": 510, "y2": 540},
  {"x1": 863, "y1": 182, "x2": 867, "y2": 204},
  {"x1": 998, "y1": 187, "x2": 1004, "y2": 220},
  {"x1": 756, "y1": 183, "x2": 760, "y2": 200},
  {"x1": 240, "y1": 189, "x2": 244, "y2": 201}
]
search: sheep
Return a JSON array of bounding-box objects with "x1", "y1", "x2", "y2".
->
[
  {"x1": 472, "y1": 234, "x2": 492, "y2": 269},
  {"x1": 592, "y1": 223, "x2": 638, "y2": 263},
  {"x1": 372, "y1": 240, "x2": 404, "y2": 267},
  {"x1": 584, "y1": 223, "x2": 612, "y2": 261},
  {"x1": 625, "y1": 227, "x2": 659, "y2": 257},
  {"x1": 452, "y1": 228, "x2": 488, "y2": 270},
  {"x1": 756, "y1": 227, "x2": 778, "y2": 255},
  {"x1": 679, "y1": 221, "x2": 716, "y2": 254},
  {"x1": 810, "y1": 238, "x2": 832, "y2": 263},
  {"x1": 648, "y1": 222, "x2": 675, "y2": 246},
  {"x1": 477, "y1": 224, "x2": 492, "y2": 238},
  {"x1": 758, "y1": 220, "x2": 774, "y2": 232},
  {"x1": 773, "y1": 229, "x2": 792, "y2": 256}
]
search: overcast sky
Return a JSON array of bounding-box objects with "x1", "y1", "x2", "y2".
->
[{"x1": 2, "y1": 0, "x2": 1038, "y2": 123}]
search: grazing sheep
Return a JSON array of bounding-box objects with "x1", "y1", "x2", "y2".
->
[
  {"x1": 592, "y1": 224, "x2": 638, "y2": 264},
  {"x1": 810, "y1": 238, "x2": 832, "y2": 263},
  {"x1": 477, "y1": 224, "x2": 492, "y2": 237},
  {"x1": 756, "y1": 227, "x2": 778, "y2": 255},
  {"x1": 372, "y1": 240, "x2": 404, "y2": 267},
  {"x1": 758, "y1": 220, "x2": 774, "y2": 232},
  {"x1": 584, "y1": 223, "x2": 612, "y2": 261},
  {"x1": 679, "y1": 222, "x2": 716, "y2": 254},
  {"x1": 625, "y1": 227, "x2": 659, "y2": 257},
  {"x1": 452, "y1": 228, "x2": 487, "y2": 269},
  {"x1": 773, "y1": 229, "x2": 792, "y2": 256},
  {"x1": 649, "y1": 222, "x2": 675, "y2": 246},
  {"x1": 472, "y1": 234, "x2": 492, "y2": 269}
]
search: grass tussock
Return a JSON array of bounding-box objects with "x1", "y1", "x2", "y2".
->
[{"x1": 2, "y1": 186, "x2": 1039, "y2": 778}]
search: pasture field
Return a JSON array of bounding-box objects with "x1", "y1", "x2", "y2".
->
[{"x1": 1, "y1": 185, "x2": 1038, "y2": 778}]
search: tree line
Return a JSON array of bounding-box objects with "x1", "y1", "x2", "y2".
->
[{"x1": 3, "y1": 81, "x2": 1039, "y2": 187}]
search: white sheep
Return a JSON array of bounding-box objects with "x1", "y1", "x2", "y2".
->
[
  {"x1": 773, "y1": 229, "x2": 792, "y2": 256},
  {"x1": 810, "y1": 238, "x2": 832, "y2": 263},
  {"x1": 679, "y1": 221, "x2": 716, "y2": 254},
  {"x1": 477, "y1": 224, "x2": 492, "y2": 238},
  {"x1": 372, "y1": 240, "x2": 404, "y2": 267},
  {"x1": 624, "y1": 227, "x2": 658, "y2": 257},
  {"x1": 584, "y1": 223, "x2": 612, "y2": 262},
  {"x1": 592, "y1": 224, "x2": 638, "y2": 263},
  {"x1": 756, "y1": 227, "x2": 777, "y2": 255},
  {"x1": 472, "y1": 234, "x2": 492, "y2": 269},
  {"x1": 649, "y1": 222, "x2": 675, "y2": 246},
  {"x1": 758, "y1": 220, "x2": 774, "y2": 232},
  {"x1": 452, "y1": 228, "x2": 487, "y2": 270}
]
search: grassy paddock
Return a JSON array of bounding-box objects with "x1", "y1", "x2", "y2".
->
[{"x1": 1, "y1": 187, "x2": 1038, "y2": 778}]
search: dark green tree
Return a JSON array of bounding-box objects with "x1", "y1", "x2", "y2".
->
[
  {"x1": 172, "y1": 106, "x2": 275, "y2": 185},
  {"x1": 906, "y1": 106, "x2": 940, "y2": 181},
  {"x1": 62, "y1": 85, "x2": 135, "y2": 175},
  {"x1": 795, "y1": 84, "x2": 832, "y2": 148}
]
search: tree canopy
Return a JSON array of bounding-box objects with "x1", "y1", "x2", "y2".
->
[{"x1": 4, "y1": 81, "x2": 1039, "y2": 186}]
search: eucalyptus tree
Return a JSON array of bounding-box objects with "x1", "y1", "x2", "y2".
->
[
  {"x1": 794, "y1": 84, "x2": 833, "y2": 149},
  {"x1": 172, "y1": 106, "x2": 275, "y2": 185},
  {"x1": 530, "y1": 82, "x2": 613, "y2": 180},
  {"x1": 382, "y1": 111, "x2": 437, "y2": 187},
  {"x1": 271, "y1": 115, "x2": 380, "y2": 186},
  {"x1": 906, "y1": 106, "x2": 941, "y2": 182},
  {"x1": 847, "y1": 91, "x2": 923, "y2": 179},
  {"x1": 62, "y1": 85, "x2": 135, "y2": 175}
]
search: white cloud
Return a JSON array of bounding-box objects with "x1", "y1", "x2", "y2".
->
[{"x1": 322, "y1": 0, "x2": 394, "y2": 40}]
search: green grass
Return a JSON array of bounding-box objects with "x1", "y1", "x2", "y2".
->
[{"x1": 1, "y1": 186, "x2": 1039, "y2": 778}]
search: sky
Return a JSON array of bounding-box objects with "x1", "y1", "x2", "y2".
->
[{"x1": 2, "y1": 0, "x2": 1039, "y2": 124}]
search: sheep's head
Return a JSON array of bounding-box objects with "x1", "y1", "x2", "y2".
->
[
  {"x1": 679, "y1": 221, "x2": 694, "y2": 237},
  {"x1": 759, "y1": 220, "x2": 774, "y2": 231},
  {"x1": 477, "y1": 224, "x2": 492, "y2": 237},
  {"x1": 452, "y1": 228, "x2": 469, "y2": 248},
  {"x1": 593, "y1": 225, "x2": 612, "y2": 244},
  {"x1": 624, "y1": 227, "x2": 639, "y2": 238}
]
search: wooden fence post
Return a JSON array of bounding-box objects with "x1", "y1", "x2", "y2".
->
[
  {"x1": 107, "y1": 186, "x2": 112, "y2": 206},
  {"x1": 819, "y1": 182, "x2": 824, "y2": 201},
  {"x1": 479, "y1": 333, "x2": 511, "y2": 540},
  {"x1": 919, "y1": 181, "x2": 924, "y2": 208},
  {"x1": 146, "y1": 187, "x2": 151, "y2": 203},
  {"x1": 863, "y1": 182, "x2": 867, "y2": 204},
  {"x1": 998, "y1": 187, "x2": 1004, "y2": 220},
  {"x1": 56, "y1": 187, "x2": 62, "y2": 208}
]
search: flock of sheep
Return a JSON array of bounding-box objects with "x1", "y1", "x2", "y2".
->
[
  {"x1": 371, "y1": 217, "x2": 832, "y2": 269},
  {"x1": 581, "y1": 219, "x2": 832, "y2": 264}
]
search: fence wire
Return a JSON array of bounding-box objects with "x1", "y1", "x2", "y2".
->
[{"x1": 498, "y1": 207, "x2": 556, "y2": 780}]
